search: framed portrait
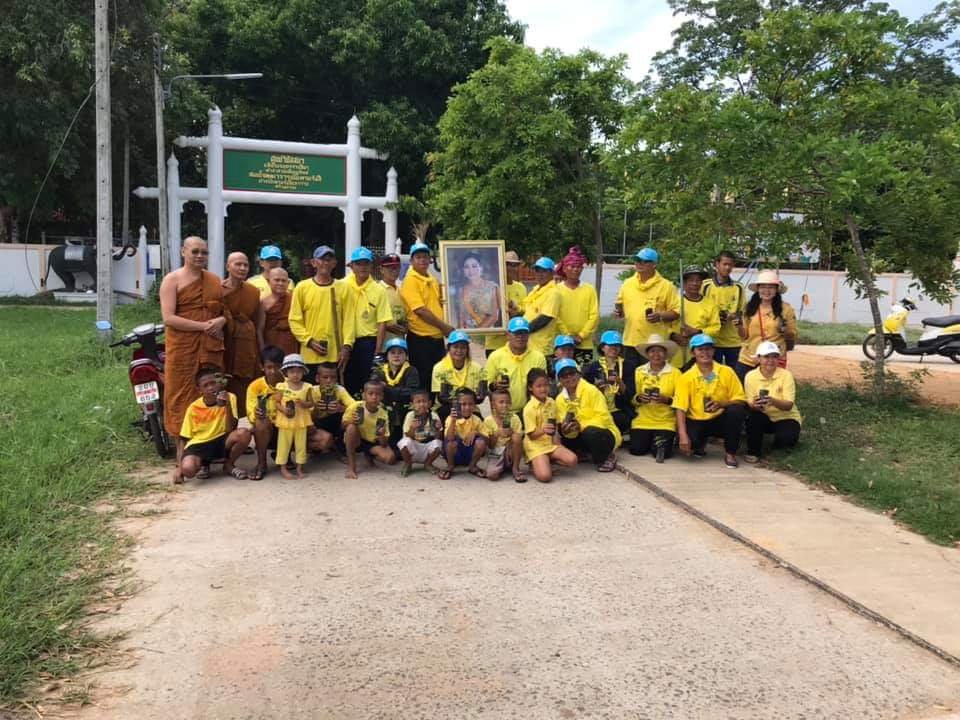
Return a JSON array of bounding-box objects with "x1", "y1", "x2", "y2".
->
[{"x1": 438, "y1": 240, "x2": 508, "y2": 336}]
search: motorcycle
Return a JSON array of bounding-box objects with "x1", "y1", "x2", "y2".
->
[
  {"x1": 862, "y1": 298, "x2": 960, "y2": 363},
  {"x1": 111, "y1": 323, "x2": 172, "y2": 456}
]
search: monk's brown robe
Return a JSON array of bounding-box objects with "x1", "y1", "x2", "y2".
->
[
  {"x1": 223, "y1": 280, "x2": 261, "y2": 416},
  {"x1": 262, "y1": 292, "x2": 298, "y2": 356},
  {"x1": 164, "y1": 271, "x2": 225, "y2": 437}
]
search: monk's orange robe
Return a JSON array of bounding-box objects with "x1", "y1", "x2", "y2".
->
[
  {"x1": 223, "y1": 280, "x2": 260, "y2": 416},
  {"x1": 163, "y1": 271, "x2": 226, "y2": 437},
  {"x1": 262, "y1": 293, "x2": 298, "y2": 356}
]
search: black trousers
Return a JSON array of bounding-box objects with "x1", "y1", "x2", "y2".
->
[
  {"x1": 684, "y1": 404, "x2": 746, "y2": 455},
  {"x1": 714, "y1": 346, "x2": 740, "y2": 367},
  {"x1": 562, "y1": 426, "x2": 616, "y2": 466},
  {"x1": 623, "y1": 346, "x2": 647, "y2": 367},
  {"x1": 407, "y1": 333, "x2": 446, "y2": 391},
  {"x1": 344, "y1": 336, "x2": 377, "y2": 396},
  {"x1": 611, "y1": 409, "x2": 631, "y2": 436},
  {"x1": 630, "y1": 429, "x2": 676, "y2": 457},
  {"x1": 745, "y1": 412, "x2": 800, "y2": 456},
  {"x1": 734, "y1": 361, "x2": 754, "y2": 385}
]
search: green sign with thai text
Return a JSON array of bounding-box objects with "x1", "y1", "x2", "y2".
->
[{"x1": 223, "y1": 150, "x2": 346, "y2": 195}]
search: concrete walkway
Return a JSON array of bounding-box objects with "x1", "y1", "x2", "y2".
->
[{"x1": 618, "y1": 452, "x2": 960, "y2": 662}]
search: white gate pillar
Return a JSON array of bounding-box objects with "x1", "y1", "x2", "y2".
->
[
  {"x1": 345, "y1": 115, "x2": 362, "y2": 257},
  {"x1": 166, "y1": 152, "x2": 182, "y2": 270},
  {"x1": 206, "y1": 106, "x2": 226, "y2": 277},
  {"x1": 385, "y1": 166, "x2": 398, "y2": 253}
]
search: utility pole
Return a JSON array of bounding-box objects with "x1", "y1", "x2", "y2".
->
[
  {"x1": 153, "y1": 34, "x2": 170, "y2": 275},
  {"x1": 95, "y1": 0, "x2": 113, "y2": 338}
]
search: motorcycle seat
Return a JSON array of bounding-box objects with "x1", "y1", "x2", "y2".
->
[{"x1": 921, "y1": 315, "x2": 960, "y2": 328}]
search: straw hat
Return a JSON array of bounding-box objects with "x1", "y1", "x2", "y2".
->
[
  {"x1": 636, "y1": 333, "x2": 679, "y2": 360},
  {"x1": 748, "y1": 270, "x2": 787, "y2": 293}
]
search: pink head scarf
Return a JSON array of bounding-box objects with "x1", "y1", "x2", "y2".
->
[{"x1": 556, "y1": 245, "x2": 588, "y2": 281}]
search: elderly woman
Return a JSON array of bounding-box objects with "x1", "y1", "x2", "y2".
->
[
  {"x1": 673, "y1": 334, "x2": 747, "y2": 468},
  {"x1": 457, "y1": 252, "x2": 502, "y2": 329},
  {"x1": 630, "y1": 334, "x2": 681, "y2": 463},
  {"x1": 555, "y1": 359, "x2": 621, "y2": 472},
  {"x1": 431, "y1": 329, "x2": 486, "y2": 422},
  {"x1": 735, "y1": 270, "x2": 797, "y2": 383},
  {"x1": 743, "y1": 341, "x2": 802, "y2": 463}
]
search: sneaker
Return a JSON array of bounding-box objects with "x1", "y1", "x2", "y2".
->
[{"x1": 744, "y1": 454, "x2": 760, "y2": 464}]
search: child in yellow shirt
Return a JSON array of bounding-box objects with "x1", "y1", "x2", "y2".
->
[
  {"x1": 481, "y1": 387, "x2": 525, "y2": 482},
  {"x1": 523, "y1": 368, "x2": 577, "y2": 483},
  {"x1": 441, "y1": 388, "x2": 487, "y2": 479},
  {"x1": 273, "y1": 354, "x2": 315, "y2": 479},
  {"x1": 342, "y1": 380, "x2": 396, "y2": 478},
  {"x1": 310, "y1": 362, "x2": 353, "y2": 456},
  {"x1": 397, "y1": 390, "x2": 444, "y2": 476},
  {"x1": 246, "y1": 345, "x2": 285, "y2": 480}
]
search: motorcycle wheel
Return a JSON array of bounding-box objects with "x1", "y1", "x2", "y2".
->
[
  {"x1": 146, "y1": 413, "x2": 171, "y2": 458},
  {"x1": 862, "y1": 335, "x2": 894, "y2": 360},
  {"x1": 950, "y1": 352, "x2": 960, "y2": 364}
]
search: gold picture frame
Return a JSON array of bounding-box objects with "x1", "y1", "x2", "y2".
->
[{"x1": 438, "y1": 240, "x2": 509, "y2": 337}]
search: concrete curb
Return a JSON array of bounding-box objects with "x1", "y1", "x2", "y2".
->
[{"x1": 617, "y1": 462, "x2": 960, "y2": 669}]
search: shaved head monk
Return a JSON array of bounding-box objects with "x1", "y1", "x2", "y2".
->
[
  {"x1": 159, "y1": 236, "x2": 227, "y2": 476},
  {"x1": 222, "y1": 251, "x2": 263, "y2": 416},
  {"x1": 257, "y1": 267, "x2": 298, "y2": 356}
]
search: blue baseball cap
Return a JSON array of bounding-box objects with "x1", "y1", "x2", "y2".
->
[
  {"x1": 634, "y1": 247, "x2": 659, "y2": 263},
  {"x1": 410, "y1": 242, "x2": 431, "y2": 256},
  {"x1": 507, "y1": 317, "x2": 530, "y2": 333},
  {"x1": 313, "y1": 245, "x2": 336, "y2": 259},
  {"x1": 384, "y1": 337, "x2": 408, "y2": 353},
  {"x1": 350, "y1": 247, "x2": 374, "y2": 263},
  {"x1": 259, "y1": 245, "x2": 282, "y2": 261},
  {"x1": 447, "y1": 329, "x2": 470, "y2": 345},
  {"x1": 599, "y1": 330, "x2": 623, "y2": 347},
  {"x1": 554, "y1": 358, "x2": 579, "y2": 377},
  {"x1": 689, "y1": 333, "x2": 715, "y2": 349},
  {"x1": 553, "y1": 335, "x2": 575, "y2": 349},
  {"x1": 533, "y1": 257, "x2": 555, "y2": 272}
]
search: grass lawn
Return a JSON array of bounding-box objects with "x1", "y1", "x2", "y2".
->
[
  {"x1": 797, "y1": 320, "x2": 922, "y2": 345},
  {"x1": 0, "y1": 303, "x2": 162, "y2": 705},
  {"x1": 768, "y1": 383, "x2": 960, "y2": 546}
]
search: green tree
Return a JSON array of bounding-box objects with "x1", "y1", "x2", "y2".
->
[{"x1": 425, "y1": 39, "x2": 633, "y2": 258}]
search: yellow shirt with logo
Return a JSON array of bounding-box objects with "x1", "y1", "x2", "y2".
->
[
  {"x1": 248, "y1": 273, "x2": 294, "y2": 298},
  {"x1": 399, "y1": 268, "x2": 444, "y2": 338},
  {"x1": 744, "y1": 367, "x2": 803, "y2": 424},
  {"x1": 556, "y1": 282, "x2": 600, "y2": 349},
  {"x1": 246, "y1": 376, "x2": 280, "y2": 424},
  {"x1": 739, "y1": 302, "x2": 798, "y2": 368},
  {"x1": 444, "y1": 414, "x2": 485, "y2": 443},
  {"x1": 631, "y1": 365, "x2": 680, "y2": 431},
  {"x1": 180, "y1": 393, "x2": 239, "y2": 446},
  {"x1": 343, "y1": 399, "x2": 390, "y2": 443},
  {"x1": 346, "y1": 274, "x2": 393, "y2": 339},
  {"x1": 522, "y1": 282, "x2": 562, "y2": 355},
  {"x1": 288, "y1": 278, "x2": 357, "y2": 363},
  {"x1": 556, "y1": 379, "x2": 622, "y2": 448},
  {"x1": 485, "y1": 281, "x2": 528, "y2": 350},
  {"x1": 615, "y1": 271, "x2": 681, "y2": 347},
  {"x1": 485, "y1": 346, "x2": 548, "y2": 412},
  {"x1": 480, "y1": 412, "x2": 522, "y2": 456},
  {"x1": 673, "y1": 294, "x2": 721, "y2": 367},
  {"x1": 309, "y1": 383, "x2": 353, "y2": 420},
  {"x1": 701, "y1": 277, "x2": 747, "y2": 348},
  {"x1": 672, "y1": 363, "x2": 746, "y2": 421},
  {"x1": 522, "y1": 397, "x2": 559, "y2": 460},
  {"x1": 430, "y1": 355, "x2": 485, "y2": 394},
  {"x1": 381, "y1": 279, "x2": 407, "y2": 342}
]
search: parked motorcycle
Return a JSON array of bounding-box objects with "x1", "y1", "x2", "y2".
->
[
  {"x1": 862, "y1": 298, "x2": 960, "y2": 363},
  {"x1": 111, "y1": 323, "x2": 172, "y2": 456}
]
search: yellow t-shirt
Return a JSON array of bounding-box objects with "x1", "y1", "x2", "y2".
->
[
  {"x1": 288, "y1": 277, "x2": 357, "y2": 363},
  {"x1": 522, "y1": 282, "x2": 562, "y2": 355},
  {"x1": 444, "y1": 414, "x2": 485, "y2": 443},
  {"x1": 673, "y1": 294, "x2": 721, "y2": 367},
  {"x1": 672, "y1": 363, "x2": 746, "y2": 421},
  {"x1": 346, "y1": 274, "x2": 393, "y2": 338},
  {"x1": 744, "y1": 367, "x2": 803, "y2": 424},
  {"x1": 485, "y1": 346, "x2": 548, "y2": 412},
  {"x1": 246, "y1": 376, "x2": 280, "y2": 424},
  {"x1": 485, "y1": 281, "x2": 528, "y2": 350},
  {"x1": 381, "y1": 279, "x2": 407, "y2": 342},
  {"x1": 595, "y1": 356, "x2": 626, "y2": 411},
  {"x1": 248, "y1": 273, "x2": 294, "y2": 298},
  {"x1": 631, "y1": 364, "x2": 680, "y2": 431},
  {"x1": 343, "y1": 399, "x2": 390, "y2": 443},
  {"x1": 402, "y1": 410, "x2": 442, "y2": 441},
  {"x1": 556, "y1": 282, "x2": 600, "y2": 348},
  {"x1": 274, "y1": 382, "x2": 314, "y2": 430},
  {"x1": 481, "y1": 412, "x2": 523, "y2": 456},
  {"x1": 701, "y1": 277, "x2": 747, "y2": 348},
  {"x1": 739, "y1": 302, "x2": 798, "y2": 368},
  {"x1": 430, "y1": 355, "x2": 485, "y2": 393},
  {"x1": 309, "y1": 383, "x2": 353, "y2": 419},
  {"x1": 180, "y1": 393, "x2": 238, "y2": 446},
  {"x1": 615, "y1": 271, "x2": 681, "y2": 347},
  {"x1": 522, "y1": 397, "x2": 559, "y2": 460},
  {"x1": 556, "y1": 379, "x2": 622, "y2": 448},
  {"x1": 399, "y1": 268, "x2": 444, "y2": 338}
]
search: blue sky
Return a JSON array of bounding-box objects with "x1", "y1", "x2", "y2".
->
[{"x1": 504, "y1": 0, "x2": 946, "y2": 80}]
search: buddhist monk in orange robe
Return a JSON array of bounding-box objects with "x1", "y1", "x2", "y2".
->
[
  {"x1": 257, "y1": 267, "x2": 298, "y2": 356},
  {"x1": 221, "y1": 251, "x2": 262, "y2": 416},
  {"x1": 159, "y1": 237, "x2": 227, "y2": 478}
]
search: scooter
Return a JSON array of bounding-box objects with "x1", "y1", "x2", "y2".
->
[
  {"x1": 111, "y1": 323, "x2": 172, "y2": 456},
  {"x1": 862, "y1": 298, "x2": 960, "y2": 363}
]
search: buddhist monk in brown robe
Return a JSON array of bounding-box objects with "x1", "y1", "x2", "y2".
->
[
  {"x1": 159, "y1": 236, "x2": 227, "y2": 476},
  {"x1": 257, "y1": 267, "x2": 298, "y2": 356},
  {"x1": 221, "y1": 251, "x2": 262, "y2": 416}
]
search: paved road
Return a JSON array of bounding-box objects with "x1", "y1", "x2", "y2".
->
[{"x1": 91, "y1": 463, "x2": 960, "y2": 719}]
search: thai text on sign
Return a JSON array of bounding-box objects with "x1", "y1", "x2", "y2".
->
[{"x1": 223, "y1": 150, "x2": 347, "y2": 195}]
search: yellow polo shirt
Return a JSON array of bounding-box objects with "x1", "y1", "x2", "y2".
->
[
  {"x1": 485, "y1": 281, "x2": 528, "y2": 350},
  {"x1": 444, "y1": 414, "x2": 485, "y2": 443},
  {"x1": 430, "y1": 355, "x2": 485, "y2": 393},
  {"x1": 556, "y1": 379, "x2": 621, "y2": 448},
  {"x1": 556, "y1": 282, "x2": 600, "y2": 349},
  {"x1": 480, "y1": 413, "x2": 523, "y2": 456},
  {"x1": 744, "y1": 367, "x2": 803, "y2": 424},
  {"x1": 485, "y1": 346, "x2": 547, "y2": 412},
  {"x1": 288, "y1": 277, "x2": 357, "y2": 364},
  {"x1": 615, "y1": 271, "x2": 680, "y2": 347},
  {"x1": 523, "y1": 281, "x2": 562, "y2": 355},
  {"x1": 701, "y1": 277, "x2": 747, "y2": 348},
  {"x1": 739, "y1": 303, "x2": 799, "y2": 368},
  {"x1": 399, "y1": 268, "x2": 444, "y2": 338},
  {"x1": 673, "y1": 295, "x2": 721, "y2": 366},
  {"x1": 343, "y1": 400, "x2": 390, "y2": 443},
  {"x1": 672, "y1": 363, "x2": 746, "y2": 421},
  {"x1": 522, "y1": 397, "x2": 559, "y2": 460},
  {"x1": 631, "y1": 365, "x2": 680, "y2": 431},
  {"x1": 246, "y1": 376, "x2": 279, "y2": 424},
  {"x1": 380, "y1": 279, "x2": 407, "y2": 342},
  {"x1": 248, "y1": 273, "x2": 294, "y2": 297},
  {"x1": 345, "y1": 274, "x2": 393, "y2": 339}
]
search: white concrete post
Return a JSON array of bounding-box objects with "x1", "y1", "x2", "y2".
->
[
  {"x1": 206, "y1": 106, "x2": 225, "y2": 277},
  {"x1": 166, "y1": 152, "x2": 182, "y2": 270},
  {"x1": 346, "y1": 115, "x2": 362, "y2": 258},
  {"x1": 137, "y1": 225, "x2": 148, "y2": 294},
  {"x1": 385, "y1": 166, "x2": 398, "y2": 255}
]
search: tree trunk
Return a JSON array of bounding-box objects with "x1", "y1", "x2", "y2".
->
[
  {"x1": 594, "y1": 203, "x2": 603, "y2": 298},
  {"x1": 845, "y1": 214, "x2": 885, "y2": 397}
]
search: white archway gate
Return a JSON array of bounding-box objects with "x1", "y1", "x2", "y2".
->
[{"x1": 135, "y1": 107, "x2": 399, "y2": 276}]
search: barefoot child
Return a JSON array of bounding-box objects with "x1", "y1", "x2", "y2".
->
[
  {"x1": 397, "y1": 390, "x2": 443, "y2": 477},
  {"x1": 441, "y1": 388, "x2": 487, "y2": 479},
  {"x1": 246, "y1": 345, "x2": 285, "y2": 480},
  {"x1": 310, "y1": 363, "x2": 352, "y2": 455},
  {"x1": 481, "y1": 387, "x2": 525, "y2": 482},
  {"x1": 343, "y1": 380, "x2": 396, "y2": 478},
  {"x1": 522, "y1": 368, "x2": 578, "y2": 483},
  {"x1": 274, "y1": 354, "x2": 315, "y2": 479},
  {"x1": 175, "y1": 367, "x2": 252, "y2": 483}
]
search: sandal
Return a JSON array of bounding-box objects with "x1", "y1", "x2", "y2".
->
[
  {"x1": 249, "y1": 465, "x2": 266, "y2": 481},
  {"x1": 437, "y1": 468, "x2": 452, "y2": 480},
  {"x1": 513, "y1": 469, "x2": 527, "y2": 483},
  {"x1": 227, "y1": 466, "x2": 249, "y2": 480},
  {"x1": 597, "y1": 456, "x2": 617, "y2": 473},
  {"x1": 196, "y1": 465, "x2": 211, "y2": 480},
  {"x1": 468, "y1": 467, "x2": 486, "y2": 478}
]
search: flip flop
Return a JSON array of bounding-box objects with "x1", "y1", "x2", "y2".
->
[
  {"x1": 249, "y1": 465, "x2": 266, "y2": 481},
  {"x1": 227, "y1": 467, "x2": 249, "y2": 480},
  {"x1": 513, "y1": 470, "x2": 527, "y2": 483},
  {"x1": 597, "y1": 456, "x2": 617, "y2": 473},
  {"x1": 195, "y1": 465, "x2": 211, "y2": 480},
  {"x1": 468, "y1": 467, "x2": 486, "y2": 478},
  {"x1": 437, "y1": 468, "x2": 452, "y2": 480}
]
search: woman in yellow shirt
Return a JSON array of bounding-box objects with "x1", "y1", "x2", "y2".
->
[
  {"x1": 555, "y1": 359, "x2": 621, "y2": 472},
  {"x1": 671, "y1": 265, "x2": 720, "y2": 369},
  {"x1": 736, "y1": 270, "x2": 797, "y2": 382},
  {"x1": 630, "y1": 334, "x2": 681, "y2": 463},
  {"x1": 431, "y1": 329, "x2": 486, "y2": 422},
  {"x1": 523, "y1": 368, "x2": 578, "y2": 482},
  {"x1": 743, "y1": 341, "x2": 802, "y2": 463}
]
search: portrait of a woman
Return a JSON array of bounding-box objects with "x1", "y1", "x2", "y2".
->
[{"x1": 456, "y1": 251, "x2": 503, "y2": 329}]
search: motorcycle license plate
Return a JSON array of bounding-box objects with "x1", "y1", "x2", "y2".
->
[{"x1": 135, "y1": 381, "x2": 160, "y2": 404}]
